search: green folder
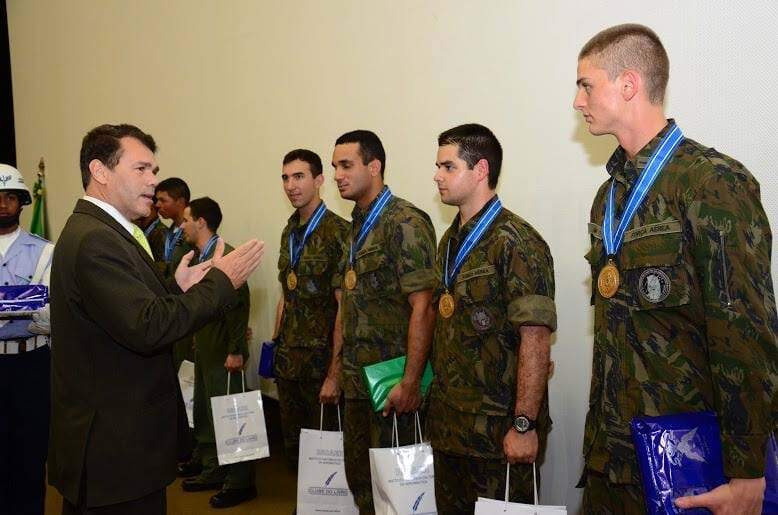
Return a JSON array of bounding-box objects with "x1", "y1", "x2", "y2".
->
[{"x1": 361, "y1": 356, "x2": 434, "y2": 412}]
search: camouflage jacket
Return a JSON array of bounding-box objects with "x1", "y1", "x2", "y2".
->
[
  {"x1": 192, "y1": 241, "x2": 250, "y2": 363},
  {"x1": 276, "y1": 206, "x2": 349, "y2": 380},
  {"x1": 428, "y1": 198, "x2": 557, "y2": 458},
  {"x1": 583, "y1": 121, "x2": 778, "y2": 483},
  {"x1": 143, "y1": 218, "x2": 168, "y2": 264},
  {"x1": 164, "y1": 225, "x2": 193, "y2": 279},
  {"x1": 340, "y1": 187, "x2": 437, "y2": 399}
]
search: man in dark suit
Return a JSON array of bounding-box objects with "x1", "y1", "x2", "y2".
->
[{"x1": 49, "y1": 123, "x2": 264, "y2": 515}]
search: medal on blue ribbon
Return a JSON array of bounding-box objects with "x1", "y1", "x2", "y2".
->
[
  {"x1": 287, "y1": 201, "x2": 327, "y2": 291},
  {"x1": 197, "y1": 234, "x2": 219, "y2": 265},
  {"x1": 598, "y1": 123, "x2": 684, "y2": 298},
  {"x1": 346, "y1": 188, "x2": 393, "y2": 290},
  {"x1": 440, "y1": 197, "x2": 502, "y2": 318},
  {"x1": 164, "y1": 226, "x2": 183, "y2": 262}
]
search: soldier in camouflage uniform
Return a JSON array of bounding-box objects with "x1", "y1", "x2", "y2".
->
[
  {"x1": 155, "y1": 178, "x2": 195, "y2": 371},
  {"x1": 427, "y1": 124, "x2": 557, "y2": 514},
  {"x1": 274, "y1": 149, "x2": 349, "y2": 471},
  {"x1": 332, "y1": 130, "x2": 437, "y2": 514},
  {"x1": 178, "y1": 197, "x2": 257, "y2": 509},
  {"x1": 574, "y1": 24, "x2": 777, "y2": 514}
]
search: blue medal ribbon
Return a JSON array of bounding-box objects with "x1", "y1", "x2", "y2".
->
[
  {"x1": 349, "y1": 188, "x2": 393, "y2": 266},
  {"x1": 288, "y1": 201, "x2": 327, "y2": 269},
  {"x1": 443, "y1": 197, "x2": 502, "y2": 290},
  {"x1": 164, "y1": 226, "x2": 183, "y2": 261},
  {"x1": 143, "y1": 218, "x2": 160, "y2": 238},
  {"x1": 197, "y1": 234, "x2": 219, "y2": 264},
  {"x1": 604, "y1": 123, "x2": 684, "y2": 256}
]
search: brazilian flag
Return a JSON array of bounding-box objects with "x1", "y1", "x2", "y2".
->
[{"x1": 30, "y1": 159, "x2": 48, "y2": 239}]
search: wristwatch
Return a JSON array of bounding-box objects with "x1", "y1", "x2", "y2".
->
[{"x1": 512, "y1": 414, "x2": 536, "y2": 434}]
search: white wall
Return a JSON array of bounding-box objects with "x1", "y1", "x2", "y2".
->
[{"x1": 8, "y1": 1, "x2": 777, "y2": 511}]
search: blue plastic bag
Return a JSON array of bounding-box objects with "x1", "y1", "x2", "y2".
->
[
  {"x1": 631, "y1": 411, "x2": 726, "y2": 514},
  {"x1": 0, "y1": 285, "x2": 48, "y2": 314},
  {"x1": 765, "y1": 433, "x2": 778, "y2": 515},
  {"x1": 257, "y1": 340, "x2": 276, "y2": 379}
]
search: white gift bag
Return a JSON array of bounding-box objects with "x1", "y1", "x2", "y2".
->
[
  {"x1": 210, "y1": 371, "x2": 270, "y2": 465},
  {"x1": 369, "y1": 413, "x2": 437, "y2": 515},
  {"x1": 474, "y1": 463, "x2": 567, "y2": 514},
  {"x1": 177, "y1": 360, "x2": 195, "y2": 428},
  {"x1": 297, "y1": 405, "x2": 359, "y2": 515}
]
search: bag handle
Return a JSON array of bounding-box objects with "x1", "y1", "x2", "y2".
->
[
  {"x1": 503, "y1": 462, "x2": 539, "y2": 509},
  {"x1": 391, "y1": 411, "x2": 424, "y2": 448},
  {"x1": 319, "y1": 403, "x2": 343, "y2": 436},
  {"x1": 226, "y1": 370, "x2": 246, "y2": 394}
]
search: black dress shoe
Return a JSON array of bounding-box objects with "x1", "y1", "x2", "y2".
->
[
  {"x1": 181, "y1": 477, "x2": 223, "y2": 492},
  {"x1": 209, "y1": 486, "x2": 257, "y2": 508},
  {"x1": 176, "y1": 461, "x2": 203, "y2": 478}
]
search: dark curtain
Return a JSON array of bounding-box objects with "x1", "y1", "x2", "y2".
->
[{"x1": 0, "y1": 0, "x2": 15, "y2": 166}]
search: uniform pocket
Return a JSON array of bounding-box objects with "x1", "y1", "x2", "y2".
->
[
  {"x1": 294, "y1": 258, "x2": 329, "y2": 298},
  {"x1": 354, "y1": 244, "x2": 398, "y2": 297}
]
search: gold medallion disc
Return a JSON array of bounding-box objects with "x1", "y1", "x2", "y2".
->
[
  {"x1": 345, "y1": 269, "x2": 357, "y2": 290},
  {"x1": 597, "y1": 259, "x2": 620, "y2": 298},
  {"x1": 439, "y1": 292, "x2": 455, "y2": 319},
  {"x1": 287, "y1": 271, "x2": 298, "y2": 291}
]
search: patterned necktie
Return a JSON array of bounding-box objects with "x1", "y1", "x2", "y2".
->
[{"x1": 132, "y1": 224, "x2": 154, "y2": 258}]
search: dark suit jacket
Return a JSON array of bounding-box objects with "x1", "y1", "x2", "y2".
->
[{"x1": 49, "y1": 199, "x2": 238, "y2": 507}]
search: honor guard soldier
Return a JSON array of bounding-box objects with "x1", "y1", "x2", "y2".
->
[
  {"x1": 0, "y1": 164, "x2": 54, "y2": 515},
  {"x1": 574, "y1": 24, "x2": 777, "y2": 514},
  {"x1": 427, "y1": 125, "x2": 557, "y2": 513},
  {"x1": 273, "y1": 149, "x2": 349, "y2": 473},
  {"x1": 332, "y1": 130, "x2": 437, "y2": 513},
  {"x1": 177, "y1": 197, "x2": 256, "y2": 508}
]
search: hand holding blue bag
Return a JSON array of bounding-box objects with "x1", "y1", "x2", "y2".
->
[{"x1": 630, "y1": 411, "x2": 727, "y2": 515}]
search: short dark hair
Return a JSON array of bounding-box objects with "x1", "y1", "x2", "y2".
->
[
  {"x1": 335, "y1": 130, "x2": 386, "y2": 178},
  {"x1": 579, "y1": 24, "x2": 669, "y2": 104},
  {"x1": 283, "y1": 149, "x2": 323, "y2": 177},
  {"x1": 79, "y1": 124, "x2": 157, "y2": 190},
  {"x1": 438, "y1": 123, "x2": 503, "y2": 189},
  {"x1": 189, "y1": 197, "x2": 222, "y2": 232},
  {"x1": 155, "y1": 177, "x2": 191, "y2": 204}
]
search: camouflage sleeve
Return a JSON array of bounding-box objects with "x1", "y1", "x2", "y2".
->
[
  {"x1": 278, "y1": 225, "x2": 290, "y2": 284},
  {"x1": 330, "y1": 218, "x2": 349, "y2": 290},
  {"x1": 687, "y1": 162, "x2": 778, "y2": 478},
  {"x1": 390, "y1": 210, "x2": 437, "y2": 295},
  {"x1": 226, "y1": 282, "x2": 251, "y2": 357},
  {"x1": 504, "y1": 225, "x2": 557, "y2": 332}
]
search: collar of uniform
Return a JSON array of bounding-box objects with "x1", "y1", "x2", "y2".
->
[
  {"x1": 350, "y1": 185, "x2": 390, "y2": 226},
  {"x1": 450, "y1": 195, "x2": 499, "y2": 240},
  {"x1": 287, "y1": 200, "x2": 323, "y2": 236},
  {"x1": 606, "y1": 119, "x2": 676, "y2": 186}
]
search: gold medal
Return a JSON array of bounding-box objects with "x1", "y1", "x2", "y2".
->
[
  {"x1": 597, "y1": 259, "x2": 620, "y2": 298},
  {"x1": 439, "y1": 291, "x2": 455, "y2": 319},
  {"x1": 345, "y1": 269, "x2": 357, "y2": 290},
  {"x1": 287, "y1": 270, "x2": 298, "y2": 291}
]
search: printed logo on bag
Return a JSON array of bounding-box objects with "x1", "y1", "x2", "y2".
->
[
  {"x1": 638, "y1": 268, "x2": 670, "y2": 303},
  {"x1": 307, "y1": 471, "x2": 350, "y2": 497},
  {"x1": 411, "y1": 491, "x2": 436, "y2": 515},
  {"x1": 662, "y1": 428, "x2": 706, "y2": 466},
  {"x1": 470, "y1": 306, "x2": 494, "y2": 332},
  {"x1": 238, "y1": 422, "x2": 247, "y2": 435}
]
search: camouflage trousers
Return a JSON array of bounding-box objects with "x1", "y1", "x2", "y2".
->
[
  {"x1": 433, "y1": 451, "x2": 535, "y2": 514},
  {"x1": 276, "y1": 377, "x2": 340, "y2": 471},
  {"x1": 580, "y1": 469, "x2": 645, "y2": 514},
  {"x1": 343, "y1": 399, "x2": 418, "y2": 515}
]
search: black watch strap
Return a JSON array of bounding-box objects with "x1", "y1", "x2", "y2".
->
[{"x1": 512, "y1": 414, "x2": 537, "y2": 433}]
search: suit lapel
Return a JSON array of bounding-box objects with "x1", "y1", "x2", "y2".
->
[{"x1": 74, "y1": 199, "x2": 171, "y2": 290}]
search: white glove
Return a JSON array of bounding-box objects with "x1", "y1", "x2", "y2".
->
[{"x1": 28, "y1": 305, "x2": 50, "y2": 335}]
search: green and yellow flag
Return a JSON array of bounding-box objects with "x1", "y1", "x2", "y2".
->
[{"x1": 30, "y1": 158, "x2": 49, "y2": 239}]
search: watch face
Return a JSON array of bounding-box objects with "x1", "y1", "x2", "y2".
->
[{"x1": 514, "y1": 416, "x2": 530, "y2": 432}]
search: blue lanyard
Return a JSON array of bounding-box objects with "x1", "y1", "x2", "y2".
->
[
  {"x1": 349, "y1": 188, "x2": 393, "y2": 266},
  {"x1": 198, "y1": 234, "x2": 219, "y2": 264},
  {"x1": 164, "y1": 226, "x2": 183, "y2": 261},
  {"x1": 143, "y1": 218, "x2": 160, "y2": 238},
  {"x1": 443, "y1": 197, "x2": 502, "y2": 289},
  {"x1": 604, "y1": 124, "x2": 684, "y2": 256},
  {"x1": 289, "y1": 202, "x2": 327, "y2": 269}
]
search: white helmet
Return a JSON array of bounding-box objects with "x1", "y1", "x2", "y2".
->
[{"x1": 0, "y1": 164, "x2": 32, "y2": 205}]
